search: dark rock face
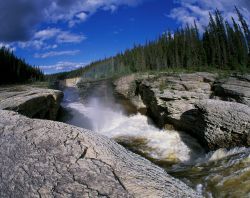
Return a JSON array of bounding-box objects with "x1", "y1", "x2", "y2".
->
[
  {"x1": 0, "y1": 110, "x2": 201, "y2": 198},
  {"x1": 0, "y1": 86, "x2": 63, "y2": 120},
  {"x1": 193, "y1": 100, "x2": 250, "y2": 150}
]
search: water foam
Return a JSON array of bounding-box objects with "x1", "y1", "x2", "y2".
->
[{"x1": 64, "y1": 95, "x2": 204, "y2": 163}]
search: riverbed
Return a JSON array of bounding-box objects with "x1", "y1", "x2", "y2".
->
[{"x1": 59, "y1": 83, "x2": 250, "y2": 198}]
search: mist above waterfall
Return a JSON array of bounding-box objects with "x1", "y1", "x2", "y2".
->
[{"x1": 62, "y1": 86, "x2": 204, "y2": 163}]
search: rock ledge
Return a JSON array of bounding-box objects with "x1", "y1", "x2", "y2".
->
[{"x1": 0, "y1": 86, "x2": 63, "y2": 120}]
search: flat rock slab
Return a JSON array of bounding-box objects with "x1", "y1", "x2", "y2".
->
[
  {"x1": 0, "y1": 110, "x2": 200, "y2": 198},
  {"x1": 0, "y1": 86, "x2": 63, "y2": 120}
]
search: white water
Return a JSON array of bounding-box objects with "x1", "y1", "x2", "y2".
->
[
  {"x1": 62, "y1": 88, "x2": 204, "y2": 163},
  {"x1": 61, "y1": 87, "x2": 250, "y2": 197}
]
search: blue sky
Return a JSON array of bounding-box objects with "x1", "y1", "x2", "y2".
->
[{"x1": 0, "y1": 0, "x2": 250, "y2": 74}]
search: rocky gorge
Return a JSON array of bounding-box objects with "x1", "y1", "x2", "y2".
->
[
  {"x1": 1, "y1": 72, "x2": 250, "y2": 198},
  {"x1": 0, "y1": 85, "x2": 201, "y2": 197}
]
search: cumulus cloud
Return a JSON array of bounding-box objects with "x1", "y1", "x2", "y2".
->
[
  {"x1": 34, "y1": 28, "x2": 86, "y2": 44},
  {"x1": 17, "y1": 28, "x2": 85, "y2": 50},
  {"x1": 170, "y1": 0, "x2": 250, "y2": 30},
  {"x1": 18, "y1": 40, "x2": 58, "y2": 50},
  {"x1": 41, "y1": 61, "x2": 88, "y2": 74},
  {"x1": 34, "y1": 50, "x2": 80, "y2": 58},
  {"x1": 0, "y1": 0, "x2": 142, "y2": 42}
]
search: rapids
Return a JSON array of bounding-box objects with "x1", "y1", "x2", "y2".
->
[{"x1": 60, "y1": 86, "x2": 250, "y2": 198}]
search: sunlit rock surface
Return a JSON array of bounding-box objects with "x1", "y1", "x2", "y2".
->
[
  {"x1": 0, "y1": 110, "x2": 201, "y2": 198},
  {"x1": 138, "y1": 72, "x2": 216, "y2": 129}
]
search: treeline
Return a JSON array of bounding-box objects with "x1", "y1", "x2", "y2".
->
[
  {"x1": 115, "y1": 8, "x2": 250, "y2": 72},
  {"x1": 50, "y1": 8, "x2": 250, "y2": 80},
  {"x1": 0, "y1": 47, "x2": 44, "y2": 85}
]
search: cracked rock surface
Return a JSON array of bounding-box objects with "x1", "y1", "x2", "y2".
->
[{"x1": 0, "y1": 110, "x2": 201, "y2": 198}]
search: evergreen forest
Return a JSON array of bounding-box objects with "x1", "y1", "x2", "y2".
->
[{"x1": 0, "y1": 47, "x2": 44, "y2": 85}]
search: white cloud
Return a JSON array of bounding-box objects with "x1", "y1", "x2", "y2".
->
[
  {"x1": 0, "y1": 0, "x2": 143, "y2": 54},
  {"x1": 18, "y1": 28, "x2": 86, "y2": 50},
  {"x1": 34, "y1": 28, "x2": 61, "y2": 41},
  {"x1": 170, "y1": 0, "x2": 250, "y2": 30},
  {"x1": 18, "y1": 40, "x2": 58, "y2": 50},
  {"x1": 0, "y1": 0, "x2": 143, "y2": 42},
  {"x1": 34, "y1": 50, "x2": 80, "y2": 58},
  {"x1": 40, "y1": 61, "x2": 89, "y2": 74},
  {"x1": 69, "y1": 12, "x2": 89, "y2": 27},
  {"x1": 19, "y1": 40, "x2": 45, "y2": 50},
  {"x1": 56, "y1": 31, "x2": 86, "y2": 43},
  {"x1": 34, "y1": 28, "x2": 86, "y2": 44}
]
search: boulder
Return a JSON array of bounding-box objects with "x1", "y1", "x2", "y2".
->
[
  {"x1": 0, "y1": 86, "x2": 63, "y2": 120},
  {"x1": 191, "y1": 99, "x2": 250, "y2": 150},
  {"x1": 0, "y1": 110, "x2": 201, "y2": 198}
]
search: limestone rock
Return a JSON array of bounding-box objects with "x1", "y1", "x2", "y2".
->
[
  {"x1": 0, "y1": 110, "x2": 201, "y2": 198},
  {"x1": 138, "y1": 73, "x2": 215, "y2": 129},
  {"x1": 0, "y1": 86, "x2": 63, "y2": 120},
  {"x1": 193, "y1": 99, "x2": 250, "y2": 150}
]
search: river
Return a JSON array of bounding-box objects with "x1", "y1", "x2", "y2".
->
[{"x1": 59, "y1": 82, "x2": 250, "y2": 198}]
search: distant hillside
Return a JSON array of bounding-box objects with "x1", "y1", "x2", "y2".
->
[
  {"x1": 0, "y1": 47, "x2": 44, "y2": 85},
  {"x1": 49, "y1": 8, "x2": 250, "y2": 81}
]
